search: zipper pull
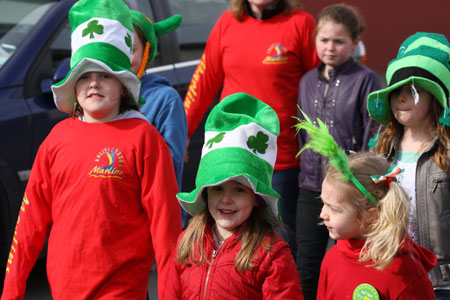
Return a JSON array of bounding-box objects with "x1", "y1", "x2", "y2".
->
[
  {"x1": 212, "y1": 250, "x2": 217, "y2": 259},
  {"x1": 432, "y1": 179, "x2": 440, "y2": 193}
]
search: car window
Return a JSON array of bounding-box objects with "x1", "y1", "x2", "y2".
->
[
  {"x1": 168, "y1": 0, "x2": 229, "y2": 61},
  {"x1": 0, "y1": 0, "x2": 55, "y2": 70}
]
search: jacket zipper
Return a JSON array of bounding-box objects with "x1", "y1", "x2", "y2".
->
[
  {"x1": 432, "y1": 179, "x2": 441, "y2": 193},
  {"x1": 203, "y1": 249, "x2": 218, "y2": 300}
]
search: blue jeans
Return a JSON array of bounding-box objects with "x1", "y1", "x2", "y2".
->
[
  {"x1": 272, "y1": 168, "x2": 299, "y2": 260},
  {"x1": 435, "y1": 289, "x2": 450, "y2": 300},
  {"x1": 296, "y1": 188, "x2": 329, "y2": 300}
]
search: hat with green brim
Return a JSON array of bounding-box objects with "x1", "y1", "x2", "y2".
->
[
  {"x1": 51, "y1": 0, "x2": 141, "y2": 113},
  {"x1": 130, "y1": 10, "x2": 182, "y2": 63},
  {"x1": 177, "y1": 92, "x2": 281, "y2": 224},
  {"x1": 367, "y1": 32, "x2": 450, "y2": 125}
]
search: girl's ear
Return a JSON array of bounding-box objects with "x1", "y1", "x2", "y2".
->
[{"x1": 361, "y1": 207, "x2": 378, "y2": 229}]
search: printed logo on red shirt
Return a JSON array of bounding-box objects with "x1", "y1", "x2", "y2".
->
[
  {"x1": 353, "y1": 283, "x2": 380, "y2": 300},
  {"x1": 262, "y1": 43, "x2": 288, "y2": 64},
  {"x1": 88, "y1": 147, "x2": 124, "y2": 179}
]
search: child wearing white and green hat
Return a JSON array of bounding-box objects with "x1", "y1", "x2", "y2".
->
[
  {"x1": 368, "y1": 32, "x2": 450, "y2": 298},
  {"x1": 164, "y1": 92, "x2": 304, "y2": 299},
  {"x1": 1, "y1": 1, "x2": 181, "y2": 299},
  {"x1": 130, "y1": 10, "x2": 187, "y2": 199}
]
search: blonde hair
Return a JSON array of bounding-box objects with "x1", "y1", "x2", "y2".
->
[
  {"x1": 230, "y1": 0, "x2": 301, "y2": 20},
  {"x1": 373, "y1": 97, "x2": 450, "y2": 171},
  {"x1": 315, "y1": 4, "x2": 365, "y2": 41},
  {"x1": 325, "y1": 152, "x2": 409, "y2": 270},
  {"x1": 176, "y1": 191, "x2": 278, "y2": 272}
]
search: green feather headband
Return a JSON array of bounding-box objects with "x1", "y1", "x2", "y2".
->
[{"x1": 293, "y1": 109, "x2": 378, "y2": 205}]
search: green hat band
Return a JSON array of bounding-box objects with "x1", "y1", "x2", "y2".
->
[
  {"x1": 71, "y1": 42, "x2": 131, "y2": 72},
  {"x1": 71, "y1": 18, "x2": 133, "y2": 67},
  {"x1": 202, "y1": 123, "x2": 277, "y2": 168}
]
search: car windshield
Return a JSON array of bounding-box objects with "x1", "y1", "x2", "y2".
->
[
  {"x1": 0, "y1": 0, "x2": 55, "y2": 70},
  {"x1": 169, "y1": 0, "x2": 229, "y2": 46}
]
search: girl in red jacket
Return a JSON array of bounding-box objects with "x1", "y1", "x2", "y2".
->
[
  {"x1": 164, "y1": 92, "x2": 303, "y2": 300},
  {"x1": 294, "y1": 113, "x2": 436, "y2": 300}
]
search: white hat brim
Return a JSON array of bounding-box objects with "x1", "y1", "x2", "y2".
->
[{"x1": 51, "y1": 58, "x2": 141, "y2": 113}]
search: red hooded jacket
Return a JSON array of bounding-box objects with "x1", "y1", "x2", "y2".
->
[
  {"x1": 317, "y1": 237, "x2": 437, "y2": 300},
  {"x1": 164, "y1": 225, "x2": 303, "y2": 300}
]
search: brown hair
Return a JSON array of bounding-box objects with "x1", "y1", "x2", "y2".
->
[
  {"x1": 175, "y1": 189, "x2": 278, "y2": 272},
  {"x1": 325, "y1": 152, "x2": 409, "y2": 270},
  {"x1": 133, "y1": 24, "x2": 146, "y2": 46},
  {"x1": 230, "y1": 0, "x2": 301, "y2": 20},
  {"x1": 72, "y1": 92, "x2": 139, "y2": 118},
  {"x1": 373, "y1": 97, "x2": 450, "y2": 171},
  {"x1": 315, "y1": 3, "x2": 365, "y2": 41}
]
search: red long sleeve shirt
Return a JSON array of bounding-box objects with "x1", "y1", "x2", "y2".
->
[
  {"x1": 2, "y1": 117, "x2": 181, "y2": 300},
  {"x1": 184, "y1": 9, "x2": 319, "y2": 170}
]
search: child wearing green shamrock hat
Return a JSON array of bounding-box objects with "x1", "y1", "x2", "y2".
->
[
  {"x1": 1, "y1": 0, "x2": 181, "y2": 299},
  {"x1": 130, "y1": 10, "x2": 189, "y2": 226},
  {"x1": 367, "y1": 32, "x2": 450, "y2": 298},
  {"x1": 164, "y1": 92, "x2": 304, "y2": 299}
]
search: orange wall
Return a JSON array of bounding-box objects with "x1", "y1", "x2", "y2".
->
[{"x1": 301, "y1": 0, "x2": 450, "y2": 74}]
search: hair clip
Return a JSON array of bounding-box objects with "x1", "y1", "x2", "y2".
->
[
  {"x1": 370, "y1": 164, "x2": 404, "y2": 187},
  {"x1": 439, "y1": 108, "x2": 450, "y2": 128}
]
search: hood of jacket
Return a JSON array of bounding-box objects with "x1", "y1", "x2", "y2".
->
[{"x1": 141, "y1": 73, "x2": 171, "y2": 88}]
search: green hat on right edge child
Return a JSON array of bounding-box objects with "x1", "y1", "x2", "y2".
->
[
  {"x1": 177, "y1": 92, "x2": 282, "y2": 224},
  {"x1": 367, "y1": 32, "x2": 450, "y2": 126}
]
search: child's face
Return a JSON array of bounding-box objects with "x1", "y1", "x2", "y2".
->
[
  {"x1": 207, "y1": 180, "x2": 257, "y2": 240},
  {"x1": 131, "y1": 31, "x2": 145, "y2": 74},
  {"x1": 320, "y1": 177, "x2": 364, "y2": 240},
  {"x1": 315, "y1": 20, "x2": 358, "y2": 70},
  {"x1": 390, "y1": 84, "x2": 433, "y2": 128},
  {"x1": 75, "y1": 71, "x2": 124, "y2": 123}
]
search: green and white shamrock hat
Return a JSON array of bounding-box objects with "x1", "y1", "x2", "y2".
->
[
  {"x1": 130, "y1": 10, "x2": 182, "y2": 64},
  {"x1": 367, "y1": 32, "x2": 450, "y2": 125},
  {"x1": 51, "y1": 0, "x2": 141, "y2": 113},
  {"x1": 177, "y1": 92, "x2": 281, "y2": 223}
]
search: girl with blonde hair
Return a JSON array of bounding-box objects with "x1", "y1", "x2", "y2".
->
[{"x1": 294, "y1": 113, "x2": 436, "y2": 299}]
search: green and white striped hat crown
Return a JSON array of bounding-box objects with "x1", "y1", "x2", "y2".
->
[
  {"x1": 177, "y1": 92, "x2": 281, "y2": 223},
  {"x1": 367, "y1": 32, "x2": 450, "y2": 125},
  {"x1": 51, "y1": 0, "x2": 141, "y2": 113}
]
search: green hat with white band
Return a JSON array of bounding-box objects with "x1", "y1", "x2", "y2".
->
[
  {"x1": 367, "y1": 32, "x2": 450, "y2": 125},
  {"x1": 177, "y1": 92, "x2": 281, "y2": 223},
  {"x1": 51, "y1": 0, "x2": 141, "y2": 113}
]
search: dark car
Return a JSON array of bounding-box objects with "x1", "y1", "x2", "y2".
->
[{"x1": 0, "y1": 0, "x2": 228, "y2": 292}]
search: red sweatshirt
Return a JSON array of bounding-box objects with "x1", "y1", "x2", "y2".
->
[
  {"x1": 317, "y1": 238, "x2": 436, "y2": 300},
  {"x1": 184, "y1": 9, "x2": 319, "y2": 170},
  {"x1": 2, "y1": 117, "x2": 181, "y2": 300}
]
